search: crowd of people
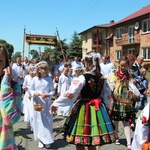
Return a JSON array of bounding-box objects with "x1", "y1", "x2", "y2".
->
[{"x1": 0, "y1": 43, "x2": 150, "y2": 150}]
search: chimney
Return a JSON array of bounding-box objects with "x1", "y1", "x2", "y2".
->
[{"x1": 110, "y1": 20, "x2": 114, "y2": 24}]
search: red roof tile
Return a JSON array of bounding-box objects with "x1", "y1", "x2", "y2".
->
[{"x1": 113, "y1": 4, "x2": 150, "y2": 25}]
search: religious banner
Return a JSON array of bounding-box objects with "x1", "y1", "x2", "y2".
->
[{"x1": 26, "y1": 34, "x2": 57, "y2": 46}]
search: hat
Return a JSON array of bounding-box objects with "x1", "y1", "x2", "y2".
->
[
  {"x1": 35, "y1": 61, "x2": 48, "y2": 68},
  {"x1": 28, "y1": 64, "x2": 36, "y2": 70}
]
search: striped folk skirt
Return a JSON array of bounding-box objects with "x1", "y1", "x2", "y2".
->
[{"x1": 63, "y1": 98, "x2": 115, "y2": 146}]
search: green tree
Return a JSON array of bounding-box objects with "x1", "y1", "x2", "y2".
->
[
  {"x1": 12, "y1": 52, "x2": 22, "y2": 61},
  {"x1": 30, "y1": 49, "x2": 39, "y2": 60},
  {"x1": 0, "y1": 39, "x2": 14, "y2": 58},
  {"x1": 68, "y1": 31, "x2": 82, "y2": 60}
]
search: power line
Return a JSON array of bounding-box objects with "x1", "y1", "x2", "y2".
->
[{"x1": 66, "y1": 0, "x2": 104, "y2": 28}]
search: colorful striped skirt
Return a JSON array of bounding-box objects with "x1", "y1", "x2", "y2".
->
[{"x1": 63, "y1": 98, "x2": 115, "y2": 146}]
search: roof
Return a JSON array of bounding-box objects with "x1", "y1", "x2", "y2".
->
[
  {"x1": 113, "y1": 4, "x2": 150, "y2": 26},
  {"x1": 79, "y1": 23, "x2": 111, "y2": 34}
]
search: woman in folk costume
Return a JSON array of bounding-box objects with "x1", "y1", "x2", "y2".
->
[
  {"x1": 51, "y1": 55, "x2": 115, "y2": 150},
  {"x1": 29, "y1": 61, "x2": 55, "y2": 149},
  {"x1": 22, "y1": 64, "x2": 36, "y2": 129},
  {"x1": 132, "y1": 103, "x2": 150, "y2": 150},
  {"x1": 105, "y1": 56, "x2": 140, "y2": 150},
  {"x1": 51, "y1": 67, "x2": 85, "y2": 117}
]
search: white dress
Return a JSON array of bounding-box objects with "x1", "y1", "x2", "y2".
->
[
  {"x1": 29, "y1": 76, "x2": 55, "y2": 145},
  {"x1": 52, "y1": 75, "x2": 86, "y2": 116},
  {"x1": 22, "y1": 75, "x2": 33, "y2": 123},
  {"x1": 132, "y1": 103, "x2": 150, "y2": 150},
  {"x1": 57, "y1": 74, "x2": 71, "y2": 116}
]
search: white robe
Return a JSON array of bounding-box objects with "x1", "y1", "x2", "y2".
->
[
  {"x1": 132, "y1": 103, "x2": 150, "y2": 150},
  {"x1": 29, "y1": 76, "x2": 55, "y2": 145},
  {"x1": 11, "y1": 63, "x2": 28, "y2": 85},
  {"x1": 57, "y1": 74, "x2": 71, "y2": 115},
  {"x1": 22, "y1": 75, "x2": 33, "y2": 124},
  {"x1": 52, "y1": 75, "x2": 86, "y2": 116}
]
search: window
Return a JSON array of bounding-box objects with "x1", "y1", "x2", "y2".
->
[
  {"x1": 93, "y1": 33, "x2": 97, "y2": 45},
  {"x1": 85, "y1": 35, "x2": 88, "y2": 43},
  {"x1": 128, "y1": 26, "x2": 134, "y2": 43},
  {"x1": 116, "y1": 28, "x2": 122, "y2": 39},
  {"x1": 142, "y1": 19, "x2": 150, "y2": 33},
  {"x1": 116, "y1": 50, "x2": 122, "y2": 61},
  {"x1": 128, "y1": 49, "x2": 134, "y2": 55},
  {"x1": 142, "y1": 47, "x2": 150, "y2": 60}
]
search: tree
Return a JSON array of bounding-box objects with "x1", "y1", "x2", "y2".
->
[
  {"x1": 0, "y1": 39, "x2": 14, "y2": 58},
  {"x1": 68, "y1": 31, "x2": 82, "y2": 60},
  {"x1": 12, "y1": 52, "x2": 22, "y2": 61},
  {"x1": 30, "y1": 49, "x2": 39, "y2": 60}
]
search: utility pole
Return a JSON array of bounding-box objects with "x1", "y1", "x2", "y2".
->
[
  {"x1": 56, "y1": 28, "x2": 66, "y2": 60},
  {"x1": 22, "y1": 25, "x2": 26, "y2": 61}
]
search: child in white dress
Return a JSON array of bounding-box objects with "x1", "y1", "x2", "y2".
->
[
  {"x1": 29, "y1": 61, "x2": 55, "y2": 149},
  {"x1": 51, "y1": 67, "x2": 85, "y2": 116},
  {"x1": 57, "y1": 67, "x2": 71, "y2": 116},
  {"x1": 22, "y1": 64, "x2": 36, "y2": 129}
]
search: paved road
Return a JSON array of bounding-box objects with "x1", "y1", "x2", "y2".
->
[{"x1": 14, "y1": 96, "x2": 150, "y2": 150}]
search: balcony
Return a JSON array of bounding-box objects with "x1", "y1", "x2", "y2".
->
[
  {"x1": 92, "y1": 39, "x2": 105, "y2": 46},
  {"x1": 116, "y1": 34, "x2": 141, "y2": 46}
]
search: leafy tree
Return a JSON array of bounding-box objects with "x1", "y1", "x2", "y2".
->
[
  {"x1": 12, "y1": 52, "x2": 22, "y2": 61},
  {"x1": 30, "y1": 49, "x2": 39, "y2": 60},
  {"x1": 0, "y1": 39, "x2": 14, "y2": 58},
  {"x1": 68, "y1": 31, "x2": 82, "y2": 60}
]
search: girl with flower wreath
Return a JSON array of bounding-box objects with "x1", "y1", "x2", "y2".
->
[
  {"x1": 105, "y1": 56, "x2": 140, "y2": 150},
  {"x1": 51, "y1": 55, "x2": 116, "y2": 150}
]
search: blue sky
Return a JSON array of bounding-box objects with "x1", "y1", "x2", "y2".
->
[{"x1": 0, "y1": 0, "x2": 150, "y2": 57}]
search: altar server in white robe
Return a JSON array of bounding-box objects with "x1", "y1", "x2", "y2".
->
[
  {"x1": 51, "y1": 67, "x2": 85, "y2": 116},
  {"x1": 132, "y1": 103, "x2": 150, "y2": 150},
  {"x1": 29, "y1": 61, "x2": 55, "y2": 149},
  {"x1": 22, "y1": 64, "x2": 36, "y2": 129}
]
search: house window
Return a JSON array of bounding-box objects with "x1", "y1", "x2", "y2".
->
[
  {"x1": 128, "y1": 49, "x2": 134, "y2": 55},
  {"x1": 142, "y1": 19, "x2": 150, "y2": 33},
  {"x1": 142, "y1": 47, "x2": 150, "y2": 60},
  {"x1": 128, "y1": 26, "x2": 134, "y2": 43},
  {"x1": 93, "y1": 33, "x2": 97, "y2": 45},
  {"x1": 116, "y1": 28, "x2": 122, "y2": 39},
  {"x1": 116, "y1": 50, "x2": 122, "y2": 61},
  {"x1": 85, "y1": 35, "x2": 88, "y2": 43}
]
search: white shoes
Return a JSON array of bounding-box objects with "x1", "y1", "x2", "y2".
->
[
  {"x1": 38, "y1": 141, "x2": 44, "y2": 149},
  {"x1": 38, "y1": 141, "x2": 51, "y2": 149}
]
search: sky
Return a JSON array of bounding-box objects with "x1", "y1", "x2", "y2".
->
[{"x1": 0, "y1": 0, "x2": 150, "y2": 58}]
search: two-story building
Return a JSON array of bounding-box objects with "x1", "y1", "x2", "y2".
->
[{"x1": 79, "y1": 4, "x2": 150, "y2": 67}]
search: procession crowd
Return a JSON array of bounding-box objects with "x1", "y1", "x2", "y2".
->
[{"x1": 0, "y1": 44, "x2": 150, "y2": 150}]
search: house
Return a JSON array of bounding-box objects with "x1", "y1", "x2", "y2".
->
[
  {"x1": 79, "y1": 20, "x2": 114, "y2": 57},
  {"x1": 79, "y1": 4, "x2": 150, "y2": 67}
]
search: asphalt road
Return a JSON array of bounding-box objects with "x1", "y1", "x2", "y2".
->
[{"x1": 14, "y1": 96, "x2": 150, "y2": 150}]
